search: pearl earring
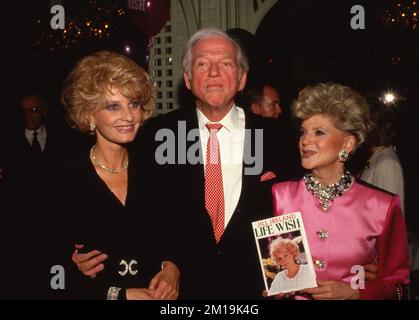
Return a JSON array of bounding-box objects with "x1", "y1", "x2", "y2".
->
[{"x1": 89, "y1": 121, "x2": 96, "y2": 135}]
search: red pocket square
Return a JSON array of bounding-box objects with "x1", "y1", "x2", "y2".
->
[{"x1": 260, "y1": 171, "x2": 277, "y2": 182}]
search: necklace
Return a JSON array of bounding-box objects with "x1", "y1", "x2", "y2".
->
[
  {"x1": 365, "y1": 146, "x2": 385, "y2": 170},
  {"x1": 90, "y1": 145, "x2": 128, "y2": 174},
  {"x1": 303, "y1": 170, "x2": 352, "y2": 211}
]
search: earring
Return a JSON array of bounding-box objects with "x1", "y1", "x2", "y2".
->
[
  {"x1": 337, "y1": 150, "x2": 349, "y2": 162},
  {"x1": 89, "y1": 121, "x2": 96, "y2": 135}
]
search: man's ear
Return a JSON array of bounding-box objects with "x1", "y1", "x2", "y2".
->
[
  {"x1": 238, "y1": 72, "x2": 247, "y2": 91},
  {"x1": 184, "y1": 72, "x2": 192, "y2": 90},
  {"x1": 250, "y1": 103, "x2": 260, "y2": 115}
]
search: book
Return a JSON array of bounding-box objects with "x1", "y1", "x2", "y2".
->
[{"x1": 252, "y1": 212, "x2": 317, "y2": 296}]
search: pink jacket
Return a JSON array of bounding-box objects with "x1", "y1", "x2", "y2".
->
[{"x1": 272, "y1": 179, "x2": 410, "y2": 299}]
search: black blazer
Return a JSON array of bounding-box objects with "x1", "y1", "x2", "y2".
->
[
  {"x1": 0, "y1": 124, "x2": 71, "y2": 294},
  {"x1": 0, "y1": 123, "x2": 84, "y2": 298},
  {"x1": 139, "y1": 106, "x2": 293, "y2": 299},
  {"x1": 37, "y1": 149, "x2": 172, "y2": 299}
]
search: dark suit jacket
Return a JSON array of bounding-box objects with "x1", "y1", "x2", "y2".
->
[
  {"x1": 0, "y1": 124, "x2": 83, "y2": 298},
  {"x1": 138, "y1": 106, "x2": 293, "y2": 299}
]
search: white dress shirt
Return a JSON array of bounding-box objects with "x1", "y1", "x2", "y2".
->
[
  {"x1": 25, "y1": 125, "x2": 47, "y2": 151},
  {"x1": 197, "y1": 105, "x2": 246, "y2": 228}
]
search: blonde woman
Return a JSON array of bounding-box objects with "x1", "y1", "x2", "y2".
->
[
  {"x1": 269, "y1": 237, "x2": 314, "y2": 293},
  {"x1": 39, "y1": 51, "x2": 179, "y2": 300},
  {"x1": 272, "y1": 83, "x2": 409, "y2": 300}
]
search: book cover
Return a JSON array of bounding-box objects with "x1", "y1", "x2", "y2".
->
[{"x1": 252, "y1": 212, "x2": 317, "y2": 296}]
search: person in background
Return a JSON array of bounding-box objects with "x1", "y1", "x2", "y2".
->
[
  {"x1": 246, "y1": 84, "x2": 282, "y2": 119},
  {"x1": 1, "y1": 92, "x2": 76, "y2": 298},
  {"x1": 244, "y1": 82, "x2": 301, "y2": 180},
  {"x1": 272, "y1": 83, "x2": 409, "y2": 299},
  {"x1": 360, "y1": 102, "x2": 405, "y2": 214}
]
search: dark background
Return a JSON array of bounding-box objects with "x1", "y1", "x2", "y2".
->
[{"x1": 0, "y1": 0, "x2": 418, "y2": 232}]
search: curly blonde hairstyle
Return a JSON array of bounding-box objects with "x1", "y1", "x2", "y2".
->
[
  {"x1": 270, "y1": 237, "x2": 299, "y2": 266},
  {"x1": 62, "y1": 51, "x2": 155, "y2": 132},
  {"x1": 291, "y1": 83, "x2": 370, "y2": 148}
]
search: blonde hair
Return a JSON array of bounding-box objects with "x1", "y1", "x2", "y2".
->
[
  {"x1": 270, "y1": 237, "x2": 299, "y2": 265},
  {"x1": 62, "y1": 51, "x2": 155, "y2": 132},
  {"x1": 292, "y1": 83, "x2": 370, "y2": 148}
]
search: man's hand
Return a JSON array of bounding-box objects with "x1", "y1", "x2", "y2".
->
[
  {"x1": 303, "y1": 280, "x2": 360, "y2": 300},
  {"x1": 71, "y1": 244, "x2": 108, "y2": 278},
  {"x1": 364, "y1": 263, "x2": 378, "y2": 281},
  {"x1": 148, "y1": 261, "x2": 180, "y2": 300}
]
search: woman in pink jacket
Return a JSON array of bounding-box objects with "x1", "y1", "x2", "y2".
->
[{"x1": 272, "y1": 83, "x2": 409, "y2": 300}]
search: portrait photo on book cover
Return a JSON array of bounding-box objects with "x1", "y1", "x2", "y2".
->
[{"x1": 258, "y1": 231, "x2": 316, "y2": 295}]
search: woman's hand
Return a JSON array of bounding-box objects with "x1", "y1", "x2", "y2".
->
[
  {"x1": 71, "y1": 244, "x2": 108, "y2": 278},
  {"x1": 148, "y1": 261, "x2": 180, "y2": 300},
  {"x1": 126, "y1": 288, "x2": 157, "y2": 300},
  {"x1": 303, "y1": 280, "x2": 360, "y2": 300}
]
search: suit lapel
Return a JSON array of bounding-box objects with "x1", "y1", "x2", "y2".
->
[{"x1": 183, "y1": 107, "x2": 205, "y2": 203}]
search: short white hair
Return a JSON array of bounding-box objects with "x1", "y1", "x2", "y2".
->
[{"x1": 182, "y1": 27, "x2": 249, "y2": 78}]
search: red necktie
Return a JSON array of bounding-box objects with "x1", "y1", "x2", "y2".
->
[{"x1": 205, "y1": 123, "x2": 224, "y2": 243}]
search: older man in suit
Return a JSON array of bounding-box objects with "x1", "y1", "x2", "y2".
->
[
  {"x1": 142, "y1": 28, "x2": 293, "y2": 299},
  {"x1": 72, "y1": 28, "x2": 294, "y2": 299}
]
